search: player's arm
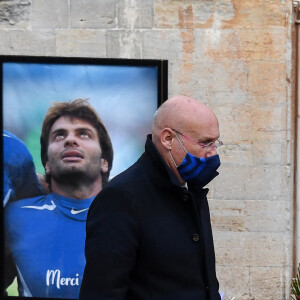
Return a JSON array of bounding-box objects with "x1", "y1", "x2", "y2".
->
[{"x1": 3, "y1": 130, "x2": 44, "y2": 206}]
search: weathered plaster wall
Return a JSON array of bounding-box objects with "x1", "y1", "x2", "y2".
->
[{"x1": 0, "y1": 0, "x2": 295, "y2": 299}]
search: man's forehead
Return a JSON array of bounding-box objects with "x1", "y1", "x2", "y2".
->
[
  {"x1": 184, "y1": 111, "x2": 220, "y2": 139},
  {"x1": 50, "y1": 115, "x2": 97, "y2": 132}
]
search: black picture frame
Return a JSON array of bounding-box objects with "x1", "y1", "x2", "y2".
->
[{"x1": 0, "y1": 55, "x2": 168, "y2": 300}]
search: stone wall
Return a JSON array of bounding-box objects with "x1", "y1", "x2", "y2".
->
[{"x1": 0, "y1": 0, "x2": 295, "y2": 299}]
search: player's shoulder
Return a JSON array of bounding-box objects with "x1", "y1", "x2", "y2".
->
[
  {"x1": 3, "y1": 130, "x2": 27, "y2": 149},
  {"x1": 3, "y1": 130, "x2": 21, "y2": 140},
  {"x1": 3, "y1": 130, "x2": 34, "y2": 165}
]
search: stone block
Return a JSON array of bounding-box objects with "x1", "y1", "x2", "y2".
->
[
  {"x1": 213, "y1": 165, "x2": 282, "y2": 200},
  {"x1": 216, "y1": 141, "x2": 252, "y2": 166},
  {"x1": 0, "y1": 30, "x2": 10, "y2": 54},
  {"x1": 210, "y1": 200, "x2": 246, "y2": 232},
  {"x1": 243, "y1": 213, "x2": 286, "y2": 234},
  {"x1": 212, "y1": 105, "x2": 253, "y2": 142},
  {"x1": 213, "y1": 104, "x2": 286, "y2": 142},
  {"x1": 180, "y1": 30, "x2": 195, "y2": 61},
  {"x1": 194, "y1": 28, "x2": 286, "y2": 62},
  {"x1": 194, "y1": 28, "x2": 236, "y2": 61},
  {"x1": 155, "y1": 0, "x2": 234, "y2": 29},
  {"x1": 56, "y1": 29, "x2": 106, "y2": 57},
  {"x1": 139, "y1": 29, "x2": 194, "y2": 62},
  {"x1": 166, "y1": 61, "x2": 197, "y2": 98},
  {"x1": 194, "y1": 61, "x2": 248, "y2": 105},
  {"x1": 155, "y1": 0, "x2": 202, "y2": 29},
  {"x1": 142, "y1": 30, "x2": 183, "y2": 60},
  {"x1": 222, "y1": 0, "x2": 288, "y2": 29},
  {"x1": 217, "y1": 266, "x2": 250, "y2": 300},
  {"x1": 294, "y1": 210, "x2": 300, "y2": 264},
  {"x1": 106, "y1": 30, "x2": 141, "y2": 59},
  {"x1": 243, "y1": 200, "x2": 287, "y2": 233},
  {"x1": 249, "y1": 267, "x2": 284, "y2": 300},
  {"x1": 169, "y1": 60, "x2": 249, "y2": 107},
  {"x1": 117, "y1": 0, "x2": 153, "y2": 29},
  {"x1": 248, "y1": 94, "x2": 287, "y2": 106},
  {"x1": 248, "y1": 61, "x2": 286, "y2": 95},
  {"x1": 7, "y1": 30, "x2": 56, "y2": 56},
  {"x1": 31, "y1": 0, "x2": 69, "y2": 29},
  {"x1": 252, "y1": 142, "x2": 283, "y2": 165},
  {"x1": 237, "y1": 28, "x2": 286, "y2": 61},
  {"x1": 0, "y1": 0, "x2": 30, "y2": 28},
  {"x1": 210, "y1": 200, "x2": 286, "y2": 233},
  {"x1": 250, "y1": 104, "x2": 286, "y2": 141},
  {"x1": 214, "y1": 232, "x2": 287, "y2": 267},
  {"x1": 212, "y1": 0, "x2": 235, "y2": 21},
  {"x1": 70, "y1": 0, "x2": 117, "y2": 29}
]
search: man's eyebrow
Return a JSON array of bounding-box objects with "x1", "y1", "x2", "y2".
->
[
  {"x1": 200, "y1": 138, "x2": 214, "y2": 143},
  {"x1": 75, "y1": 127, "x2": 95, "y2": 133},
  {"x1": 50, "y1": 128, "x2": 66, "y2": 136},
  {"x1": 195, "y1": 138, "x2": 213, "y2": 146}
]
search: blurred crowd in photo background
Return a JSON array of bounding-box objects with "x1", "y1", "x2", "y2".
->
[{"x1": 3, "y1": 62, "x2": 159, "y2": 177}]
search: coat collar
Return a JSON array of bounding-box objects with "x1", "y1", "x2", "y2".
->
[
  {"x1": 144, "y1": 134, "x2": 184, "y2": 188},
  {"x1": 144, "y1": 134, "x2": 209, "y2": 197}
]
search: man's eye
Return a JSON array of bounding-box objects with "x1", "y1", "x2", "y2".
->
[
  {"x1": 199, "y1": 143, "x2": 208, "y2": 149},
  {"x1": 54, "y1": 134, "x2": 64, "y2": 140},
  {"x1": 80, "y1": 132, "x2": 90, "y2": 138},
  {"x1": 203, "y1": 142, "x2": 213, "y2": 148}
]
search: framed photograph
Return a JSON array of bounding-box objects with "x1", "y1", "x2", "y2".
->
[{"x1": 0, "y1": 55, "x2": 168, "y2": 300}]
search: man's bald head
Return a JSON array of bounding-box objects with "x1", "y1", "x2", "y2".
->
[{"x1": 152, "y1": 95, "x2": 218, "y2": 145}]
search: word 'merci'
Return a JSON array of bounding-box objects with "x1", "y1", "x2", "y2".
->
[{"x1": 46, "y1": 270, "x2": 79, "y2": 289}]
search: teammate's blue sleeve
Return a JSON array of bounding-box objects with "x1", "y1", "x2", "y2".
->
[{"x1": 3, "y1": 130, "x2": 43, "y2": 206}]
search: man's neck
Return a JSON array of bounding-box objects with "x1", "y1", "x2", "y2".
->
[{"x1": 51, "y1": 181, "x2": 102, "y2": 199}]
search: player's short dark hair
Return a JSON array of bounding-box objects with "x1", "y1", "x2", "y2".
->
[{"x1": 40, "y1": 99, "x2": 113, "y2": 186}]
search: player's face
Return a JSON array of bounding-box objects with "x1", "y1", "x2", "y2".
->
[{"x1": 45, "y1": 116, "x2": 108, "y2": 184}]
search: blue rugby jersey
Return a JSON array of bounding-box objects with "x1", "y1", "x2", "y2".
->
[
  {"x1": 3, "y1": 130, "x2": 43, "y2": 206},
  {"x1": 4, "y1": 193, "x2": 94, "y2": 299}
]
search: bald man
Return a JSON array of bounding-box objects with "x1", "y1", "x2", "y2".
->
[{"x1": 80, "y1": 95, "x2": 223, "y2": 300}]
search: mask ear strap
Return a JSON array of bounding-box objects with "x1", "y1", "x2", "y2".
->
[
  {"x1": 173, "y1": 131, "x2": 188, "y2": 154},
  {"x1": 169, "y1": 150, "x2": 178, "y2": 168}
]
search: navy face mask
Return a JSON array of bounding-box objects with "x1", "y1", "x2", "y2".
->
[
  {"x1": 177, "y1": 152, "x2": 220, "y2": 186},
  {"x1": 170, "y1": 133, "x2": 221, "y2": 187}
]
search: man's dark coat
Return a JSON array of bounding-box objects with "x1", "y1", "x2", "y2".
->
[{"x1": 80, "y1": 135, "x2": 221, "y2": 300}]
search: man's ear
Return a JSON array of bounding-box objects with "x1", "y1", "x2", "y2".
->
[
  {"x1": 160, "y1": 128, "x2": 174, "y2": 151},
  {"x1": 37, "y1": 173, "x2": 51, "y2": 194},
  {"x1": 101, "y1": 158, "x2": 109, "y2": 174},
  {"x1": 45, "y1": 162, "x2": 51, "y2": 175}
]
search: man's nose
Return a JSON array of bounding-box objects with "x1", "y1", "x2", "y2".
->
[
  {"x1": 64, "y1": 134, "x2": 79, "y2": 146},
  {"x1": 205, "y1": 146, "x2": 217, "y2": 158}
]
